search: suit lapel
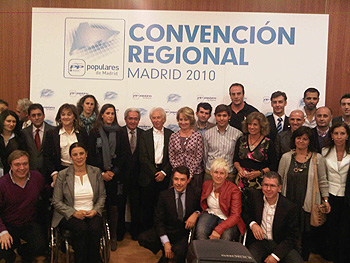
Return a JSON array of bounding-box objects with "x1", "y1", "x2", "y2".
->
[
  {"x1": 87, "y1": 165, "x2": 97, "y2": 200},
  {"x1": 148, "y1": 129, "x2": 155, "y2": 164},
  {"x1": 256, "y1": 193, "x2": 264, "y2": 225},
  {"x1": 65, "y1": 166, "x2": 75, "y2": 203}
]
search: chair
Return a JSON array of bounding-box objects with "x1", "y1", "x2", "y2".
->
[{"x1": 49, "y1": 216, "x2": 111, "y2": 263}]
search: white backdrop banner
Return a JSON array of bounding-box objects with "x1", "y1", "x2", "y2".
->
[{"x1": 31, "y1": 8, "x2": 328, "y2": 130}]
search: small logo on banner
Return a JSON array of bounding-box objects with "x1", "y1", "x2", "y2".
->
[
  {"x1": 139, "y1": 108, "x2": 148, "y2": 116},
  {"x1": 165, "y1": 109, "x2": 177, "y2": 116},
  {"x1": 263, "y1": 96, "x2": 270, "y2": 104},
  {"x1": 40, "y1": 89, "x2": 54, "y2": 98},
  {"x1": 133, "y1": 93, "x2": 152, "y2": 100},
  {"x1": 104, "y1": 91, "x2": 118, "y2": 100},
  {"x1": 197, "y1": 94, "x2": 217, "y2": 102},
  {"x1": 167, "y1": 94, "x2": 181, "y2": 103},
  {"x1": 69, "y1": 90, "x2": 89, "y2": 97},
  {"x1": 64, "y1": 18, "x2": 125, "y2": 80}
]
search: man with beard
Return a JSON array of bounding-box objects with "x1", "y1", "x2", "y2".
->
[{"x1": 301, "y1": 87, "x2": 320, "y2": 128}]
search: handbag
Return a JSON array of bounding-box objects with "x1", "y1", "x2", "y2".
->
[{"x1": 310, "y1": 153, "x2": 327, "y2": 227}]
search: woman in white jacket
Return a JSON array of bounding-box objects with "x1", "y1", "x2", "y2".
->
[{"x1": 322, "y1": 122, "x2": 350, "y2": 263}]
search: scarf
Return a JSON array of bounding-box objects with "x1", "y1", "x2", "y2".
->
[
  {"x1": 99, "y1": 124, "x2": 118, "y2": 171},
  {"x1": 80, "y1": 112, "x2": 97, "y2": 134}
]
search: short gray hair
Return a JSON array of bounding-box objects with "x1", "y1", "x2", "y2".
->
[
  {"x1": 16, "y1": 98, "x2": 33, "y2": 113},
  {"x1": 124, "y1": 108, "x2": 141, "y2": 119},
  {"x1": 149, "y1": 107, "x2": 166, "y2": 121}
]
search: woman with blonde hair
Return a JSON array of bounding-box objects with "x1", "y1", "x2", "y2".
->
[
  {"x1": 234, "y1": 112, "x2": 277, "y2": 190},
  {"x1": 169, "y1": 106, "x2": 203, "y2": 189}
]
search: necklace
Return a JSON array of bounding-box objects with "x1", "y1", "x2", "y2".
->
[
  {"x1": 249, "y1": 135, "x2": 262, "y2": 151},
  {"x1": 293, "y1": 152, "x2": 309, "y2": 173}
]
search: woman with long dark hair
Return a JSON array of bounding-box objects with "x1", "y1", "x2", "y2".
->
[
  {"x1": 77, "y1": 95, "x2": 99, "y2": 134},
  {"x1": 0, "y1": 110, "x2": 23, "y2": 174},
  {"x1": 322, "y1": 122, "x2": 350, "y2": 263},
  {"x1": 87, "y1": 103, "x2": 123, "y2": 251}
]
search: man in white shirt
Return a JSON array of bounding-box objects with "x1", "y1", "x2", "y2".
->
[
  {"x1": 242, "y1": 171, "x2": 303, "y2": 263},
  {"x1": 301, "y1": 87, "x2": 320, "y2": 128},
  {"x1": 139, "y1": 107, "x2": 173, "y2": 231},
  {"x1": 266, "y1": 91, "x2": 289, "y2": 142}
]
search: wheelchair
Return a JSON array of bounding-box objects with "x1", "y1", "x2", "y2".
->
[{"x1": 49, "y1": 216, "x2": 111, "y2": 263}]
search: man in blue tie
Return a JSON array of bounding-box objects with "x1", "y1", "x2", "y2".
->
[{"x1": 266, "y1": 91, "x2": 289, "y2": 143}]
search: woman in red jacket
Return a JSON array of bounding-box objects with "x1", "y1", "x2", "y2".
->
[{"x1": 196, "y1": 158, "x2": 245, "y2": 240}]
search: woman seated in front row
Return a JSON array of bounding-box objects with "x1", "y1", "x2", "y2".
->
[
  {"x1": 52, "y1": 142, "x2": 106, "y2": 263},
  {"x1": 196, "y1": 158, "x2": 246, "y2": 240}
]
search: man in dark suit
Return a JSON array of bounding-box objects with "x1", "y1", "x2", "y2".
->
[
  {"x1": 21, "y1": 103, "x2": 53, "y2": 178},
  {"x1": 139, "y1": 107, "x2": 173, "y2": 231},
  {"x1": 311, "y1": 106, "x2": 332, "y2": 153},
  {"x1": 119, "y1": 108, "x2": 144, "y2": 240},
  {"x1": 139, "y1": 166, "x2": 201, "y2": 263},
  {"x1": 332, "y1": 93, "x2": 350, "y2": 127},
  {"x1": 267, "y1": 91, "x2": 289, "y2": 142},
  {"x1": 242, "y1": 171, "x2": 303, "y2": 263}
]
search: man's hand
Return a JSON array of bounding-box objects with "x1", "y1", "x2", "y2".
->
[
  {"x1": 0, "y1": 233, "x2": 13, "y2": 250},
  {"x1": 102, "y1": 171, "x2": 114, "y2": 181},
  {"x1": 85, "y1": 210, "x2": 97, "y2": 218},
  {"x1": 155, "y1": 171, "x2": 165, "y2": 182},
  {"x1": 209, "y1": 230, "x2": 220, "y2": 239},
  {"x1": 251, "y1": 223, "x2": 265, "y2": 240},
  {"x1": 264, "y1": 255, "x2": 278, "y2": 263},
  {"x1": 73, "y1": 210, "x2": 87, "y2": 220},
  {"x1": 164, "y1": 242, "x2": 174, "y2": 259},
  {"x1": 185, "y1": 212, "x2": 199, "y2": 229}
]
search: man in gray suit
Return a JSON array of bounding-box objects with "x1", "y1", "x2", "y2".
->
[{"x1": 21, "y1": 103, "x2": 53, "y2": 182}]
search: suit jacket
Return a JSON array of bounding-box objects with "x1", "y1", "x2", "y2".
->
[
  {"x1": 43, "y1": 126, "x2": 88, "y2": 180},
  {"x1": 267, "y1": 114, "x2": 289, "y2": 142},
  {"x1": 275, "y1": 129, "x2": 292, "y2": 160},
  {"x1": 21, "y1": 122, "x2": 54, "y2": 176},
  {"x1": 311, "y1": 127, "x2": 330, "y2": 153},
  {"x1": 120, "y1": 126, "x2": 144, "y2": 186},
  {"x1": 138, "y1": 127, "x2": 173, "y2": 187},
  {"x1": 154, "y1": 186, "x2": 201, "y2": 242},
  {"x1": 242, "y1": 190, "x2": 300, "y2": 260},
  {"x1": 51, "y1": 165, "x2": 106, "y2": 227},
  {"x1": 0, "y1": 133, "x2": 24, "y2": 174}
]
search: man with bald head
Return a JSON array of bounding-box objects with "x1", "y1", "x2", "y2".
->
[
  {"x1": 275, "y1": 110, "x2": 305, "y2": 160},
  {"x1": 312, "y1": 107, "x2": 332, "y2": 153}
]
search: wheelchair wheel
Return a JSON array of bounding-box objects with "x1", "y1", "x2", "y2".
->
[
  {"x1": 49, "y1": 227, "x2": 59, "y2": 263},
  {"x1": 100, "y1": 218, "x2": 111, "y2": 262}
]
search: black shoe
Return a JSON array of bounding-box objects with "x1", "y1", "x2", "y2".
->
[
  {"x1": 111, "y1": 239, "x2": 117, "y2": 251},
  {"x1": 131, "y1": 234, "x2": 138, "y2": 241},
  {"x1": 117, "y1": 233, "x2": 125, "y2": 241}
]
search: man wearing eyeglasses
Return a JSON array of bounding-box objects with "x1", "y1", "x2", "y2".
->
[{"x1": 242, "y1": 171, "x2": 303, "y2": 263}]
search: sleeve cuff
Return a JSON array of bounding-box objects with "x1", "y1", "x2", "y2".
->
[
  {"x1": 161, "y1": 170, "x2": 166, "y2": 176},
  {"x1": 271, "y1": 253, "x2": 280, "y2": 262},
  {"x1": 249, "y1": 221, "x2": 257, "y2": 229},
  {"x1": 0, "y1": 230, "x2": 9, "y2": 236},
  {"x1": 160, "y1": 235, "x2": 170, "y2": 245}
]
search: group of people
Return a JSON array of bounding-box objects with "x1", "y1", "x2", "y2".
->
[{"x1": 0, "y1": 83, "x2": 349, "y2": 263}]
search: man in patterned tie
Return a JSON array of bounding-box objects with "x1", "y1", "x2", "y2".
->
[{"x1": 266, "y1": 91, "x2": 289, "y2": 143}]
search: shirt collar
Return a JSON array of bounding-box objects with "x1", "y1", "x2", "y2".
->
[
  {"x1": 215, "y1": 125, "x2": 229, "y2": 134},
  {"x1": 9, "y1": 170, "x2": 31, "y2": 188},
  {"x1": 174, "y1": 188, "x2": 186, "y2": 197},
  {"x1": 273, "y1": 114, "x2": 285, "y2": 123},
  {"x1": 316, "y1": 127, "x2": 329, "y2": 137},
  {"x1": 127, "y1": 127, "x2": 136, "y2": 134},
  {"x1": 263, "y1": 194, "x2": 279, "y2": 207},
  {"x1": 59, "y1": 127, "x2": 77, "y2": 135},
  {"x1": 153, "y1": 127, "x2": 164, "y2": 134},
  {"x1": 32, "y1": 123, "x2": 45, "y2": 133}
]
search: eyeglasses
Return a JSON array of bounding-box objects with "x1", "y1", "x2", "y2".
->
[{"x1": 262, "y1": 183, "x2": 278, "y2": 189}]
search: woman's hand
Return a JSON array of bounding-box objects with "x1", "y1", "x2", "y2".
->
[
  {"x1": 246, "y1": 170, "x2": 261, "y2": 180},
  {"x1": 73, "y1": 210, "x2": 87, "y2": 220},
  {"x1": 102, "y1": 171, "x2": 114, "y2": 181},
  {"x1": 85, "y1": 210, "x2": 97, "y2": 218},
  {"x1": 209, "y1": 230, "x2": 220, "y2": 239},
  {"x1": 322, "y1": 200, "x2": 331, "y2": 214},
  {"x1": 237, "y1": 169, "x2": 246, "y2": 178}
]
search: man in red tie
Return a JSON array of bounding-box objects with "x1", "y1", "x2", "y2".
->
[{"x1": 21, "y1": 103, "x2": 53, "y2": 182}]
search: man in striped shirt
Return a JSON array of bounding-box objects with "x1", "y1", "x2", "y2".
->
[{"x1": 203, "y1": 104, "x2": 242, "y2": 183}]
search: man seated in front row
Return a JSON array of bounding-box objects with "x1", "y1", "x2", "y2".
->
[
  {"x1": 139, "y1": 166, "x2": 201, "y2": 263},
  {"x1": 242, "y1": 171, "x2": 303, "y2": 263},
  {"x1": 0, "y1": 150, "x2": 48, "y2": 262}
]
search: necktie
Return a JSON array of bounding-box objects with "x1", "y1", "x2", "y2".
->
[
  {"x1": 35, "y1": 129, "x2": 41, "y2": 151},
  {"x1": 130, "y1": 130, "x2": 136, "y2": 154},
  {"x1": 177, "y1": 192, "x2": 183, "y2": 220},
  {"x1": 277, "y1": 117, "x2": 283, "y2": 133}
]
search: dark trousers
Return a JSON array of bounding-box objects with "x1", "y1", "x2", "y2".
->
[
  {"x1": 328, "y1": 194, "x2": 350, "y2": 263},
  {"x1": 140, "y1": 177, "x2": 169, "y2": 231},
  {"x1": 59, "y1": 216, "x2": 102, "y2": 263},
  {"x1": 249, "y1": 239, "x2": 303, "y2": 263},
  {"x1": 0, "y1": 221, "x2": 47, "y2": 262}
]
